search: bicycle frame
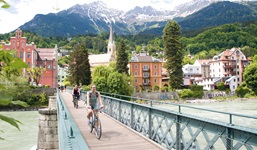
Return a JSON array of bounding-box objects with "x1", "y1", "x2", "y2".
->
[{"x1": 89, "y1": 108, "x2": 102, "y2": 140}]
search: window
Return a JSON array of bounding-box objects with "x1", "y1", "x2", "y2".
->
[
  {"x1": 154, "y1": 79, "x2": 157, "y2": 83},
  {"x1": 233, "y1": 85, "x2": 235, "y2": 89},
  {"x1": 143, "y1": 65, "x2": 148, "y2": 69},
  {"x1": 234, "y1": 79, "x2": 236, "y2": 82},
  {"x1": 27, "y1": 62, "x2": 30, "y2": 68},
  {"x1": 62, "y1": 76, "x2": 64, "y2": 78},
  {"x1": 154, "y1": 65, "x2": 157, "y2": 69},
  {"x1": 134, "y1": 65, "x2": 138, "y2": 69},
  {"x1": 20, "y1": 52, "x2": 23, "y2": 58},
  {"x1": 135, "y1": 79, "x2": 138, "y2": 83},
  {"x1": 48, "y1": 64, "x2": 51, "y2": 69},
  {"x1": 143, "y1": 72, "x2": 149, "y2": 76},
  {"x1": 134, "y1": 72, "x2": 138, "y2": 76},
  {"x1": 238, "y1": 78, "x2": 240, "y2": 82},
  {"x1": 154, "y1": 72, "x2": 157, "y2": 76},
  {"x1": 28, "y1": 52, "x2": 31, "y2": 58}
]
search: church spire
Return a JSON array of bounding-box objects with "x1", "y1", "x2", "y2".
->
[{"x1": 107, "y1": 24, "x2": 116, "y2": 55}]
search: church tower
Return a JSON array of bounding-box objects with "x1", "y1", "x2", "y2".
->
[{"x1": 107, "y1": 24, "x2": 116, "y2": 59}]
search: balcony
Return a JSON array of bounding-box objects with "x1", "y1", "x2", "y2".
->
[
  {"x1": 223, "y1": 65, "x2": 236, "y2": 68},
  {"x1": 142, "y1": 82, "x2": 151, "y2": 86},
  {"x1": 142, "y1": 68, "x2": 150, "y2": 72},
  {"x1": 143, "y1": 75, "x2": 150, "y2": 79}
]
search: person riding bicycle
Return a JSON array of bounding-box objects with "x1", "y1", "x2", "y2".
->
[
  {"x1": 72, "y1": 85, "x2": 80, "y2": 103},
  {"x1": 87, "y1": 84, "x2": 104, "y2": 125}
]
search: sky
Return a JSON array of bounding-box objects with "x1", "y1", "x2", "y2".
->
[{"x1": 0, "y1": 0, "x2": 191, "y2": 34}]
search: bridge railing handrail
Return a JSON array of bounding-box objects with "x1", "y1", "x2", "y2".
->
[
  {"x1": 99, "y1": 91, "x2": 257, "y2": 125},
  {"x1": 57, "y1": 88, "x2": 89, "y2": 150}
]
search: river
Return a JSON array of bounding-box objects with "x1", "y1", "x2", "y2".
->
[
  {"x1": 0, "y1": 111, "x2": 38, "y2": 150},
  {"x1": 154, "y1": 99, "x2": 257, "y2": 129},
  {"x1": 0, "y1": 100, "x2": 257, "y2": 150}
]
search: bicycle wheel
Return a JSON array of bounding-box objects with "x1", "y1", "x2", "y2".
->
[
  {"x1": 94, "y1": 118, "x2": 102, "y2": 140},
  {"x1": 90, "y1": 115, "x2": 93, "y2": 133},
  {"x1": 73, "y1": 97, "x2": 77, "y2": 108}
]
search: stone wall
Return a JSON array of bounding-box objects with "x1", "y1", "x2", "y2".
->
[{"x1": 37, "y1": 96, "x2": 58, "y2": 150}]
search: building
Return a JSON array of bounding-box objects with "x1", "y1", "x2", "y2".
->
[
  {"x1": 1, "y1": 28, "x2": 58, "y2": 87},
  {"x1": 129, "y1": 52, "x2": 163, "y2": 92},
  {"x1": 58, "y1": 64, "x2": 69, "y2": 84},
  {"x1": 194, "y1": 59, "x2": 211, "y2": 78},
  {"x1": 182, "y1": 64, "x2": 201, "y2": 87},
  {"x1": 210, "y1": 48, "x2": 251, "y2": 89},
  {"x1": 88, "y1": 25, "x2": 116, "y2": 68}
]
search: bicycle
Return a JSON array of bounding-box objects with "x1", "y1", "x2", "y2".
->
[
  {"x1": 88, "y1": 108, "x2": 102, "y2": 140},
  {"x1": 72, "y1": 94, "x2": 79, "y2": 109}
]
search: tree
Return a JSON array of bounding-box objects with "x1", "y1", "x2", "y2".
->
[
  {"x1": 163, "y1": 21, "x2": 183, "y2": 90},
  {"x1": 116, "y1": 39, "x2": 128, "y2": 75},
  {"x1": 217, "y1": 82, "x2": 226, "y2": 91},
  {"x1": 0, "y1": 49, "x2": 28, "y2": 139},
  {"x1": 68, "y1": 43, "x2": 91, "y2": 86},
  {"x1": 243, "y1": 56, "x2": 257, "y2": 95},
  {"x1": 27, "y1": 67, "x2": 45, "y2": 86}
]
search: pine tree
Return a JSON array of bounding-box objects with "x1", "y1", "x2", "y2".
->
[
  {"x1": 116, "y1": 39, "x2": 128, "y2": 75},
  {"x1": 163, "y1": 21, "x2": 183, "y2": 90},
  {"x1": 68, "y1": 43, "x2": 91, "y2": 86}
]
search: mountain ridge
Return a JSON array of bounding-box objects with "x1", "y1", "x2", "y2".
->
[{"x1": 18, "y1": 0, "x2": 257, "y2": 37}]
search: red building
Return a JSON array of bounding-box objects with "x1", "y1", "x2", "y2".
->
[{"x1": 1, "y1": 28, "x2": 58, "y2": 87}]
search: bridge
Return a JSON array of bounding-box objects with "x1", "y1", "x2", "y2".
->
[{"x1": 55, "y1": 89, "x2": 257, "y2": 150}]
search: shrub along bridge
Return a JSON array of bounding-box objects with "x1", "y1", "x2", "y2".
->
[{"x1": 56, "y1": 89, "x2": 257, "y2": 150}]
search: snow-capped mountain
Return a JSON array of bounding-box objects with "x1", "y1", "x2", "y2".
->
[{"x1": 18, "y1": 0, "x2": 257, "y2": 36}]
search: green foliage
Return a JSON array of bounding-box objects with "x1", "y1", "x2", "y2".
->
[
  {"x1": 217, "y1": 82, "x2": 226, "y2": 91},
  {"x1": 27, "y1": 67, "x2": 45, "y2": 86},
  {"x1": 190, "y1": 85, "x2": 204, "y2": 99},
  {"x1": 153, "y1": 85, "x2": 160, "y2": 92},
  {"x1": 163, "y1": 21, "x2": 183, "y2": 89},
  {"x1": 82, "y1": 85, "x2": 91, "y2": 91},
  {"x1": 236, "y1": 84, "x2": 252, "y2": 98},
  {"x1": 182, "y1": 22, "x2": 257, "y2": 55},
  {"x1": 0, "y1": 0, "x2": 9, "y2": 8},
  {"x1": 39, "y1": 92, "x2": 48, "y2": 105},
  {"x1": 178, "y1": 89, "x2": 194, "y2": 99},
  {"x1": 116, "y1": 39, "x2": 129, "y2": 74},
  {"x1": 92, "y1": 65, "x2": 133, "y2": 96},
  {"x1": 243, "y1": 59, "x2": 257, "y2": 95},
  {"x1": 68, "y1": 43, "x2": 91, "y2": 85}
]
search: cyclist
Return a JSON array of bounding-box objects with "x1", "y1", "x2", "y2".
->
[
  {"x1": 86, "y1": 84, "x2": 104, "y2": 125},
  {"x1": 72, "y1": 85, "x2": 80, "y2": 106}
]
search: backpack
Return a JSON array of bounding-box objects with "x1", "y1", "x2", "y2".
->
[{"x1": 89, "y1": 91, "x2": 98, "y2": 98}]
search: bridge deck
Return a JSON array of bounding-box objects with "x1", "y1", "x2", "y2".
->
[{"x1": 61, "y1": 92, "x2": 164, "y2": 150}]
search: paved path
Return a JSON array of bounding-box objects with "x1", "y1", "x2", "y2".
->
[{"x1": 60, "y1": 91, "x2": 164, "y2": 150}]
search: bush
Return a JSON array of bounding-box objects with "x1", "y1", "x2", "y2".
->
[
  {"x1": 236, "y1": 85, "x2": 251, "y2": 98},
  {"x1": 178, "y1": 89, "x2": 194, "y2": 99},
  {"x1": 190, "y1": 85, "x2": 204, "y2": 98}
]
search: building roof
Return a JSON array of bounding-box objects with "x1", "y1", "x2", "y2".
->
[
  {"x1": 37, "y1": 48, "x2": 56, "y2": 60},
  {"x1": 89, "y1": 53, "x2": 112, "y2": 64},
  {"x1": 196, "y1": 59, "x2": 211, "y2": 65},
  {"x1": 130, "y1": 55, "x2": 161, "y2": 62}
]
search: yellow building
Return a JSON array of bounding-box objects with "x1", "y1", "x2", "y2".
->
[{"x1": 129, "y1": 53, "x2": 163, "y2": 92}]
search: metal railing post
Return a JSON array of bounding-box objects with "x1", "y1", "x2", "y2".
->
[
  {"x1": 131, "y1": 104, "x2": 134, "y2": 128},
  {"x1": 176, "y1": 115, "x2": 181, "y2": 150},
  {"x1": 148, "y1": 108, "x2": 152, "y2": 139}
]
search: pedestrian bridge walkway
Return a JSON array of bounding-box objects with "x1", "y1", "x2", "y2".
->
[
  {"x1": 57, "y1": 90, "x2": 257, "y2": 150},
  {"x1": 58, "y1": 91, "x2": 163, "y2": 150}
]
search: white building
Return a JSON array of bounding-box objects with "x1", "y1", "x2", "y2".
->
[{"x1": 182, "y1": 64, "x2": 201, "y2": 86}]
